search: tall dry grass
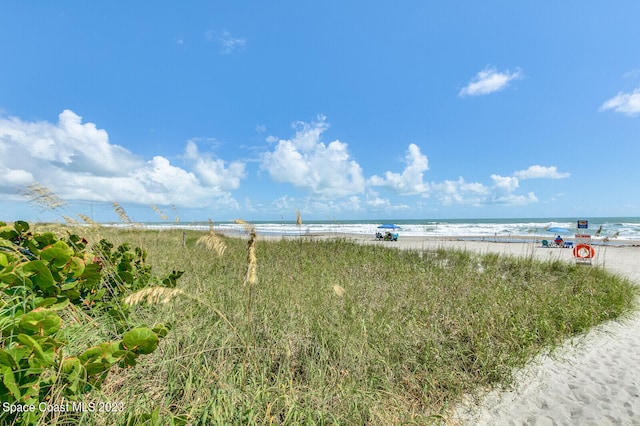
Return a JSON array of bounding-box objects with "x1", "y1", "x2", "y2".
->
[
  {"x1": 112, "y1": 202, "x2": 132, "y2": 223},
  {"x1": 150, "y1": 204, "x2": 168, "y2": 221},
  {"x1": 54, "y1": 229, "x2": 635, "y2": 425},
  {"x1": 19, "y1": 182, "x2": 67, "y2": 211},
  {"x1": 196, "y1": 219, "x2": 227, "y2": 257}
]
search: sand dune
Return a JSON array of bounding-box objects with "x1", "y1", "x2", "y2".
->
[
  {"x1": 360, "y1": 236, "x2": 640, "y2": 425},
  {"x1": 269, "y1": 233, "x2": 640, "y2": 424}
]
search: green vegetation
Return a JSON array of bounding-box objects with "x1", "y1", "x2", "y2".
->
[
  {"x1": 0, "y1": 222, "x2": 178, "y2": 425},
  {"x1": 2, "y1": 224, "x2": 638, "y2": 425}
]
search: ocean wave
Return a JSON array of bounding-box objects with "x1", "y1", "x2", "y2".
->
[{"x1": 121, "y1": 218, "x2": 640, "y2": 240}]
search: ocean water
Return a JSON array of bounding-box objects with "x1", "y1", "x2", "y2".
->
[{"x1": 133, "y1": 217, "x2": 640, "y2": 241}]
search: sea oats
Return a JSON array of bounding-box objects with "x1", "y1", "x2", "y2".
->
[
  {"x1": 196, "y1": 219, "x2": 227, "y2": 256},
  {"x1": 112, "y1": 202, "x2": 132, "y2": 223},
  {"x1": 19, "y1": 182, "x2": 66, "y2": 210},
  {"x1": 150, "y1": 204, "x2": 168, "y2": 221},
  {"x1": 78, "y1": 214, "x2": 97, "y2": 226},
  {"x1": 244, "y1": 227, "x2": 258, "y2": 286},
  {"x1": 123, "y1": 286, "x2": 184, "y2": 306}
]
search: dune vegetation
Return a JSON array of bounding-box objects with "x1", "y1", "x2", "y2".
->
[{"x1": 2, "y1": 218, "x2": 636, "y2": 425}]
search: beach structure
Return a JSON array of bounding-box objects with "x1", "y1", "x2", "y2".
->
[
  {"x1": 573, "y1": 220, "x2": 595, "y2": 265},
  {"x1": 376, "y1": 223, "x2": 400, "y2": 241}
]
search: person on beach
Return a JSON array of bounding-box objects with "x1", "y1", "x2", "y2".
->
[{"x1": 554, "y1": 235, "x2": 564, "y2": 246}]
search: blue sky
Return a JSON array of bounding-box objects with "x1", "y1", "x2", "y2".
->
[{"x1": 1, "y1": 2, "x2": 639, "y2": 223}]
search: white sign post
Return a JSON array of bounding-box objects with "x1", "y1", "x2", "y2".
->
[{"x1": 574, "y1": 220, "x2": 595, "y2": 264}]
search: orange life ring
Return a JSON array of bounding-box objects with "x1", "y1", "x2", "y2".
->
[{"x1": 573, "y1": 244, "x2": 595, "y2": 259}]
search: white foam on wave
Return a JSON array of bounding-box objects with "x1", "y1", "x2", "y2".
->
[{"x1": 108, "y1": 218, "x2": 640, "y2": 240}]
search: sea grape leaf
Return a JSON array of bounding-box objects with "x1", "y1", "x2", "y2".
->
[
  {"x1": 78, "y1": 346, "x2": 103, "y2": 364},
  {"x1": 41, "y1": 241, "x2": 73, "y2": 268},
  {"x1": 152, "y1": 323, "x2": 170, "y2": 338},
  {"x1": 14, "y1": 221, "x2": 29, "y2": 233},
  {"x1": 0, "y1": 272, "x2": 22, "y2": 286},
  {"x1": 18, "y1": 333, "x2": 45, "y2": 359},
  {"x1": 161, "y1": 270, "x2": 184, "y2": 288},
  {"x1": 0, "y1": 227, "x2": 19, "y2": 240},
  {"x1": 80, "y1": 262, "x2": 102, "y2": 286},
  {"x1": 35, "y1": 297, "x2": 58, "y2": 308},
  {"x1": 1, "y1": 365, "x2": 20, "y2": 399},
  {"x1": 0, "y1": 350, "x2": 17, "y2": 369},
  {"x1": 66, "y1": 256, "x2": 86, "y2": 278},
  {"x1": 120, "y1": 271, "x2": 135, "y2": 284},
  {"x1": 19, "y1": 309, "x2": 62, "y2": 336},
  {"x1": 33, "y1": 232, "x2": 58, "y2": 248},
  {"x1": 61, "y1": 357, "x2": 87, "y2": 394},
  {"x1": 35, "y1": 297, "x2": 69, "y2": 310},
  {"x1": 20, "y1": 260, "x2": 55, "y2": 289},
  {"x1": 79, "y1": 342, "x2": 121, "y2": 365},
  {"x1": 18, "y1": 335, "x2": 57, "y2": 371},
  {"x1": 117, "y1": 350, "x2": 137, "y2": 368},
  {"x1": 61, "y1": 281, "x2": 78, "y2": 291},
  {"x1": 122, "y1": 327, "x2": 158, "y2": 354}
]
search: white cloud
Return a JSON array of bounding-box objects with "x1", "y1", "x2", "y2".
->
[
  {"x1": 0, "y1": 109, "x2": 242, "y2": 210},
  {"x1": 514, "y1": 165, "x2": 570, "y2": 179},
  {"x1": 431, "y1": 177, "x2": 489, "y2": 206},
  {"x1": 0, "y1": 110, "x2": 141, "y2": 176},
  {"x1": 491, "y1": 174, "x2": 519, "y2": 193},
  {"x1": 600, "y1": 88, "x2": 640, "y2": 116},
  {"x1": 368, "y1": 144, "x2": 430, "y2": 195},
  {"x1": 459, "y1": 66, "x2": 522, "y2": 97},
  {"x1": 184, "y1": 140, "x2": 246, "y2": 190},
  {"x1": 366, "y1": 144, "x2": 541, "y2": 207},
  {"x1": 426, "y1": 174, "x2": 538, "y2": 207},
  {"x1": 490, "y1": 174, "x2": 538, "y2": 205},
  {"x1": 206, "y1": 30, "x2": 246, "y2": 54},
  {"x1": 260, "y1": 116, "x2": 365, "y2": 198},
  {"x1": 0, "y1": 167, "x2": 33, "y2": 189}
]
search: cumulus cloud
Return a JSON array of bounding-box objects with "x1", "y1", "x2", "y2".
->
[
  {"x1": 0, "y1": 109, "x2": 242, "y2": 209},
  {"x1": 599, "y1": 88, "x2": 640, "y2": 116},
  {"x1": 459, "y1": 66, "x2": 522, "y2": 97},
  {"x1": 425, "y1": 174, "x2": 539, "y2": 207},
  {"x1": 0, "y1": 109, "x2": 142, "y2": 176},
  {"x1": 431, "y1": 177, "x2": 489, "y2": 206},
  {"x1": 368, "y1": 144, "x2": 430, "y2": 195},
  {"x1": 0, "y1": 167, "x2": 33, "y2": 190},
  {"x1": 514, "y1": 165, "x2": 570, "y2": 179},
  {"x1": 490, "y1": 174, "x2": 538, "y2": 205},
  {"x1": 365, "y1": 144, "x2": 543, "y2": 207},
  {"x1": 184, "y1": 140, "x2": 246, "y2": 190},
  {"x1": 260, "y1": 116, "x2": 365, "y2": 198}
]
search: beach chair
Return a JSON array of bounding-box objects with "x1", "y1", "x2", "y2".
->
[{"x1": 541, "y1": 240, "x2": 550, "y2": 248}]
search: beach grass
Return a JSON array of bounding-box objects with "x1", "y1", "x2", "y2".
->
[{"x1": 31, "y1": 226, "x2": 638, "y2": 425}]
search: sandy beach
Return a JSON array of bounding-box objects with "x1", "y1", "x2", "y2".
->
[{"x1": 341, "y1": 234, "x2": 640, "y2": 425}]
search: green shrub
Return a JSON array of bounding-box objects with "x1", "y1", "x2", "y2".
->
[{"x1": 0, "y1": 221, "x2": 179, "y2": 425}]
